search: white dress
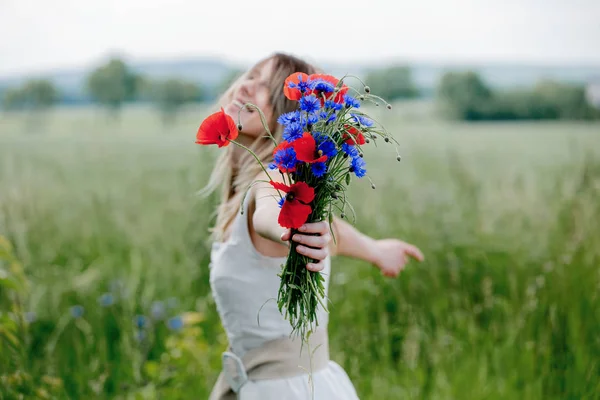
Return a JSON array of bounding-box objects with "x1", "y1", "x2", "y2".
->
[{"x1": 209, "y1": 195, "x2": 360, "y2": 400}]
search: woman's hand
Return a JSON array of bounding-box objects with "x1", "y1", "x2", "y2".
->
[
  {"x1": 280, "y1": 221, "x2": 331, "y2": 272},
  {"x1": 373, "y1": 239, "x2": 424, "y2": 277}
]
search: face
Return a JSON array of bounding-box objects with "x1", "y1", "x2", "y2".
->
[{"x1": 223, "y1": 58, "x2": 275, "y2": 139}]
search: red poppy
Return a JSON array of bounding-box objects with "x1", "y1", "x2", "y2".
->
[
  {"x1": 196, "y1": 108, "x2": 238, "y2": 148},
  {"x1": 309, "y1": 73, "x2": 349, "y2": 104},
  {"x1": 283, "y1": 72, "x2": 310, "y2": 101},
  {"x1": 292, "y1": 133, "x2": 328, "y2": 164},
  {"x1": 342, "y1": 125, "x2": 366, "y2": 145},
  {"x1": 270, "y1": 181, "x2": 315, "y2": 229}
]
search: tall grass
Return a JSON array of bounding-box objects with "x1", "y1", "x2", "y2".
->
[{"x1": 1, "y1": 105, "x2": 599, "y2": 399}]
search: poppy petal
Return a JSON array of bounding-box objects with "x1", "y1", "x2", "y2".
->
[
  {"x1": 292, "y1": 133, "x2": 317, "y2": 162},
  {"x1": 269, "y1": 181, "x2": 291, "y2": 193},
  {"x1": 196, "y1": 108, "x2": 238, "y2": 147},
  {"x1": 279, "y1": 201, "x2": 312, "y2": 229},
  {"x1": 291, "y1": 181, "x2": 315, "y2": 204}
]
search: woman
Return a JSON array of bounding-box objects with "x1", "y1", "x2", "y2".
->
[{"x1": 203, "y1": 52, "x2": 424, "y2": 399}]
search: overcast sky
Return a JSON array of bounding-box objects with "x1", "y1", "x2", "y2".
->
[{"x1": 1, "y1": 0, "x2": 599, "y2": 77}]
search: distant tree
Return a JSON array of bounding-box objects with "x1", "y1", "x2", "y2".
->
[
  {"x1": 149, "y1": 78, "x2": 201, "y2": 124},
  {"x1": 86, "y1": 58, "x2": 141, "y2": 116},
  {"x1": 363, "y1": 66, "x2": 419, "y2": 101},
  {"x1": 2, "y1": 79, "x2": 58, "y2": 111},
  {"x1": 436, "y1": 71, "x2": 598, "y2": 121},
  {"x1": 437, "y1": 71, "x2": 493, "y2": 120}
]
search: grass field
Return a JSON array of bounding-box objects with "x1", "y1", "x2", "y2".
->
[{"x1": 1, "y1": 103, "x2": 600, "y2": 399}]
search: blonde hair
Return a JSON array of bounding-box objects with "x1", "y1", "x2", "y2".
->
[{"x1": 201, "y1": 53, "x2": 320, "y2": 241}]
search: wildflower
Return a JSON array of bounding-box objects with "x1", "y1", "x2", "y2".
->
[
  {"x1": 317, "y1": 138, "x2": 338, "y2": 158},
  {"x1": 284, "y1": 72, "x2": 311, "y2": 100},
  {"x1": 292, "y1": 133, "x2": 328, "y2": 164},
  {"x1": 272, "y1": 141, "x2": 298, "y2": 173},
  {"x1": 350, "y1": 156, "x2": 367, "y2": 178},
  {"x1": 343, "y1": 125, "x2": 366, "y2": 146},
  {"x1": 269, "y1": 181, "x2": 315, "y2": 228},
  {"x1": 309, "y1": 74, "x2": 348, "y2": 103},
  {"x1": 311, "y1": 162, "x2": 327, "y2": 178},
  {"x1": 167, "y1": 315, "x2": 184, "y2": 332},
  {"x1": 196, "y1": 108, "x2": 239, "y2": 147},
  {"x1": 341, "y1": 143, "x2": 359, "y2": 158},
  {"x1": 299, "y1": 95, "x2": 321, "y2": 113},
  {"x1": 98, "y1": 293, "x2": 114, "y2": 307},
  {"x1": 70, "y1": 305, "x2": 84, "y2": 318},
  {"x1": 324, "y1": 100, "x2": 343, "y2": 111},
  {"x1": 282, "y1": 122, "x2": 304, "y2": 142},
  {"x1": 350, "y1": 113, "x2": 374, "y2": 127},
  {"x1": 277, "y1": 110, "x2": 303, "y2": 126},
  {"x1": 134, "y1": 315, "x2": 147, "y2": 329},
  {"x1": 344, "y1": 95, "x2": 361, "y2": 109}
]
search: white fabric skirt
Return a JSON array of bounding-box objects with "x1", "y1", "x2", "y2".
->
[{"x1": 238, "y1": 360, "x2": 359, "y2": 400}]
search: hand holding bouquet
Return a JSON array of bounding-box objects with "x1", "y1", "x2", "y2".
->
[{"x1": 196, "y1": 72, "x2": 400, "y2": 341}]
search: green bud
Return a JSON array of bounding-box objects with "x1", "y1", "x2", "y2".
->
[
  {"x1": 237, "y1": 124, "x2": 243, "y2": 131},
  {"x1": 345, "y1": 173, "x2": 351, "y2": 185},
  {"x1": 364, "y1": 86, "x2": 371, "y2": 93}
]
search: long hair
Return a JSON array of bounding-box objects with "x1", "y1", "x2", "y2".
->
[{"x1": 201, "y1": 53, "x2": 319, "y2": 241}]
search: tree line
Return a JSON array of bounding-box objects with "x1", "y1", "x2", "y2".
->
[{"x1": 2, "y1": 58, "x2": 598, "y2": 122}]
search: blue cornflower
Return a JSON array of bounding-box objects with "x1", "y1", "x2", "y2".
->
[
  {"x1": 344, "y1": 95, "x2": 361, "y2": 109},
  {"x1": 318, "y1": 140, "x2": 338, "y2": 158},
  {"x1": 299, "y1": 95, "x2": 321, "y2": 113},
  {"x1": 134, "y1": 315, "x2": 147, "y2": 329},
  {"x1": 311, "y1": 162, "x2": 327, "y2": 178},
  {"x1": 277, "y1": 111, "x2": 302, "y2": 126},
  {"x1": 70, "y1": 305, "x2": 84, "y2": 318},
  {"x1": 350, "y1": 156, "x2": 367, "y2": 178},
  {"x1": 351, "y1": 113, "x2": 374, "y2": 127},
  {"x1": 319, "y1": 111, "x2": 337, "y2": 124},
  {"x1": 268, "y1": 162, "x2": 278, "y2": 170},
  {"x1": 312, "y1": 80, "x2": 335, "y2": 94},
  {"x1": 274, "y1": 147, "x2": 298, "y2": 171},
  {"x1": 324, "y1": 100, "x2": 343, "y2": 111},
  {"x1": 341, "y1": 143, "x2": 359, "y2": 158},
  {"x1": 277, "y1": 197, "x2": 285, "y2": 208},
  {"x1": 282, "y1": 122, "x2": 304, "y2": 142},
  {"x1": 98, "y1": 293, "x2": 114, "y2": 307},
  {"x1": 307, "y1": 113, "x2": 319, "y2": 126},
  {"x1": 288, "y1": 74, "x2": 312, "y2": 94},
  {"x1": 167, "y1": 315, "x2": 184, "y2": 332}
]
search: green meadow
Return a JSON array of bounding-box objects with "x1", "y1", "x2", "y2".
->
[{"x1": 1, "y1": 103, "x2": 599, "y2": 399}]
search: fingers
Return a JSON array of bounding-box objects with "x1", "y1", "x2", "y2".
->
[
  {"x1": 296, "y1": 245, "x2": 328, "y2": 261},
  {"x1": 291, "y1": 232, "x2": 331, "y2": 249},
  {"x1": 306, "y1": 260, "x2": 325, "y2": 272},
  {"x1": 405, "y1": 244, "x2": 424, "y2": 262},
  {"x1": 280, "y1": 229, "x2": 292, "y2": 242},
  {"x1": 298, "y1": 221, "x2": 329, "y2": 234}
]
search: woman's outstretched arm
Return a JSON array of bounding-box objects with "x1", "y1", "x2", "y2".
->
[{"x1": 327, "y1": 216, "x2": 424, "y2": 277}]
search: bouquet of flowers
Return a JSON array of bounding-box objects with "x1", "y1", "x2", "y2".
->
[{"x1": 196, "y1": 72, "x2": 399, "y2": 341}]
